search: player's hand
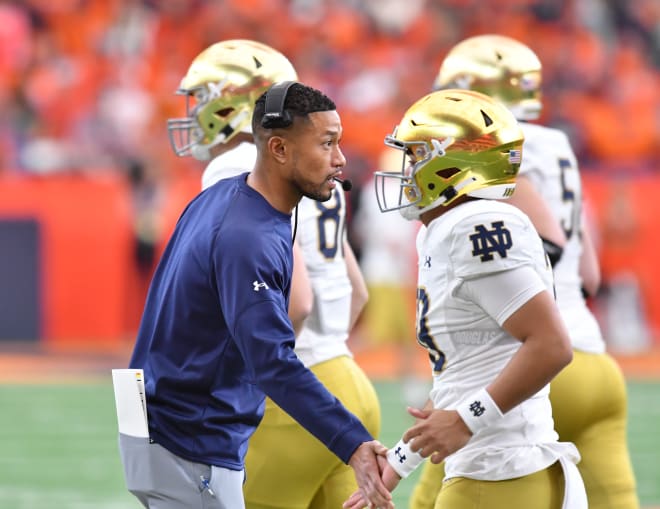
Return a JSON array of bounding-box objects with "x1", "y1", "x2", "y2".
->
[
  {"x1": 347, "y1": 441, "x2": 394, "y2": 509},
  {"x1": 343, "y1": 455, "x2": 401, "y2": 509},
  {"x1": 378, "y1": 454, "x2": 402, "y2": 492},
  {"x1": 403, "y1": 407, "x2": 471, "y2": 464},
  {"x1": 342, "y1": 490, "x2": 365, "y2": 509}
]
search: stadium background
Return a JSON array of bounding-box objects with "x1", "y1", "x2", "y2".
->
[{"x1": 0, "y1": 0, "x2": 658, "y2": 507}]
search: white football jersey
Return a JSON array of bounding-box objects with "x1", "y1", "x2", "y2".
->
[
  {"x1": 418, "y1": 200, "x2": 579, "y2": 480},
  {"x1": 201, "y1": 142, "x2": 256, "y2": 190},
  {"x1": 202, "y1": 146, "x2": 351, "y2": 367},
  {"x1": 519, "y1": 122, "x2": 605, "y2": 354},
  {"x1": 294, "y1": 188, "x2": 352, "y2": 366}
]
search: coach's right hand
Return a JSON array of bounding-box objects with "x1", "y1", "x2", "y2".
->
[
  {"x1": 344, "y1": 454, "x2": 401, "y2": 509},
  {"x1": 348, "y1": 440, "x2": 394, "y2": 509}
]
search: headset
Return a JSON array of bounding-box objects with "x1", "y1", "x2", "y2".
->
[{"x1": 261, "y1": 81, "x2": 297, "y2": 129}]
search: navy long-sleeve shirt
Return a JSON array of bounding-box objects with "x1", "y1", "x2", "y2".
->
[{"x1": 129, "y1": 173, "x2": 372, "y2": 469}]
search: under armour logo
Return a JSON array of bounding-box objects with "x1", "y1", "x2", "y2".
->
[
  {"x1": 469, "y1": 400, "x2": 486, "y2": 417},
  {"x1": 424, "y1": 256, "x2": 431, "y2": 268},
  {"x1": 253, "y1": 281, "x2": 269, "y2": 292},
  {"x1": 394, "y1": 446, "x2": 406, "y2": 463},
  {"x1": 469, "y1": 221, "x2": 512, "y2": 261}
]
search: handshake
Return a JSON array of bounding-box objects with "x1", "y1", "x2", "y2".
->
[{"x1": 344, "y1": 406, "x2": 473, "y2": 509}]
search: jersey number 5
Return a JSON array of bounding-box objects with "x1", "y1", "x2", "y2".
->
[{"x1": 558, "y1": 157, "x2": 581, "y2": 240}]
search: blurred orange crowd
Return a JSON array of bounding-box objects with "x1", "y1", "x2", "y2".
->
[{"x1": 0, "y1": 0, "x2": 658, "y2": 185}]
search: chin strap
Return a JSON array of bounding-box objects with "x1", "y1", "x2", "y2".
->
[{"x1": 399, "y1": 175, "x2": 476, "y2": 221}]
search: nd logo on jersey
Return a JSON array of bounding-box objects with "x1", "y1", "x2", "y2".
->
[{"x1": 469, "y1": 221, "x2": 512, "y2": 261}]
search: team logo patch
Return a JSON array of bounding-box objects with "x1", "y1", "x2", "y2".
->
[
  {"x1": 469, "y1": 221, "x2": 512, "y2": 261},
  {"x1": 253, "y1": 281, "x2": 269, "y2": 292},
  {"x1": 394, "y1": 446, "x2": 406, "y2": 464},
  {"x1": 469, "y1": 399, "x2": 486, "y2": 417}
]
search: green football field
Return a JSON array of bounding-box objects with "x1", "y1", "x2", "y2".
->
[{"x1": 0, "y1": 379, "x2": 658, "y2": 508}]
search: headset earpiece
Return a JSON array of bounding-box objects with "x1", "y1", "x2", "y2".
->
[{"x1": 261, "y1": 81, "x2": 296, "y2": 129}]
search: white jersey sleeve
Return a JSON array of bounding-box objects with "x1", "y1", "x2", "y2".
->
[
  {"x1": 457, "y1": 265, "x2": 547, "y2": 326},
  {"x1": 519, "y1": 122, "x2": 605, "y2": 353}
]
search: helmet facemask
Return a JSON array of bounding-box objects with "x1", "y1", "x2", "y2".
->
[{"x1": 375, "y1": 135, "x2": 460, "y2": 220}]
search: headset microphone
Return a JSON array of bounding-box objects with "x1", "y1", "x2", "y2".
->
[{"x1": 333, "y1": 177, "x2": 353, "y2": 192}]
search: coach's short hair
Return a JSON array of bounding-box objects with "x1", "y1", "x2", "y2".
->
[{"x1": 252, "y1": 82, "x2": 336, "y2": 134}]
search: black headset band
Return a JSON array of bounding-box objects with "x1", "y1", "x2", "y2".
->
[{"x1": 262, "y1": 81, "x2": 296, "y2": 128}]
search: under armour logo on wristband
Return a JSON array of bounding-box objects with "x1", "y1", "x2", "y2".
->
[
  {"x1": 387, "y1": 439, "x2": 424, "y2": 478},
  {"x1": 469, "y1": 400, "x2": 486, "y2": 417}
]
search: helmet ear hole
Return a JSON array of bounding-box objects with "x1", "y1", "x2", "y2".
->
[
  {"x1": 215, "y1": 107, "x2": 234, "y2": 118},
  {"x1": 436, "y1": 167, "x2": 460, "y2": 180}
]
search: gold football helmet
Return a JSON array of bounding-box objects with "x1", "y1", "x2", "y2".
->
[
  {"x1": 434, "y1": 34, "x2": 542, "y2": 121},
  {"x1": 375, "y1": 89, "x2": 524, "y2": 220},
  {"x1": 167, "y1": 39, "x2": 298, "y2": 160}
]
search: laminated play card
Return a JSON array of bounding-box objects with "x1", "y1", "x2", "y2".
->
[{"x1": 111, "y1": 369, "x2": 149, "y2": 437}]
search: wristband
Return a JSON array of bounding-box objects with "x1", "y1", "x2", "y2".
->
[
  {"x1": 386, "y1": 439, "x2": 425, "y2": 479},
  {"x1": 456, "y1": 388, "x2": 503, "y2": 434}
]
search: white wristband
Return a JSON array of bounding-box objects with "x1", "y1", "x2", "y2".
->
[
  {"x1": 386, "y1": 439, "x2": 425, "y2": 479},
  {"x1": 456, "y1": 388, "x2": 503, "y2": 434}
]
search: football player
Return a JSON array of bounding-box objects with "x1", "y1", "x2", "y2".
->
[
  {"x1": 344, "y1": 89, "x2": 587, "y2": 509},
  {"x1": 167, "y1": 39, "x2": 382, "y2": 509},
  {"x1": 408, "y1": 34, "x2": 639, "y2": 509}
]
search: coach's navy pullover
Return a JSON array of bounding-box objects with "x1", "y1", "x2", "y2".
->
[{"x1": 129, "y1": 173, "x2": 371, "y2": 469}]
